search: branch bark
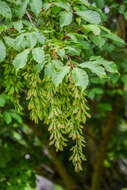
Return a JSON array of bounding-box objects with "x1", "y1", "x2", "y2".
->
[
  {"x1": 117, "y1": 14, "x2": 127, "y2": 42},
  {"x1": 90, "y1": 108, "x2": 119, "y2": 190}
]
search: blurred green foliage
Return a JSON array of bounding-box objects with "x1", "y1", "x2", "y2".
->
[{"x1": 0, "y1": 0, "x2": 127, "y2": 190}]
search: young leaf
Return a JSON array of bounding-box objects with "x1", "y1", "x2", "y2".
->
[
  {"x1": 30, "y1": 0, "x2": 42, "y2": 16},
  {"x1": 60, "y1": 11, "x2": 72, "y2": 27},
  {"x1": 13, "y1": 49, "x2": 30, "y2": 71},
  {"x1": 72, "y1": 68, "x2": 89, "y2": 90},
  {"x1": 32, "y1": 47, "x2": 45, "y2": 64},
  {"x1": 0, "y1": 0, "x2": 12, "y2": 19},
  {"x1": 53, "y1": 66, "x2": 70, "y2": 87},
  {"x1": 76, "y1": 10, "x2": 101, "y2": 24},
  {"x1": 0, "y1": 40, "x2": 6, "y2": 62},
  {"x1": 79, "y1": 61, "x2": 106, "y2": 78}
]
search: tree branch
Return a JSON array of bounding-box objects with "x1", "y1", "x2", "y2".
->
[
  {"x1": 90, "y1": 108, "x2": 120, "y2": 190},
  {"x1": 26, "y1": 10, "x2": 35, "y2": 27}
]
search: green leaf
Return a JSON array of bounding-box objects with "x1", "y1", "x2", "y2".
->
[
  {"x1": 76, "y1": 10, "x2": 101, "y2": 24},
  {"x1": 36, "y1": 33, "x2": 45, "y2": 45},
  {"x1": 104, "y1": 33, "x2": 125, "y2": 45},
  {"x1": 89, "y1": 57, "x2": 118, "y2": 73},
  {"x1": 57, "y1": 49, "x2": 65, "y2": 59},
  {"x1": 52, "y1": 59, "x2": 63, "y2": 69},
  {"x1": 72, "y1": 68, "x2": 89, "y2": 90},
  {"x1": 80, "y1": 0, "x2": 90, "y2": 6},
  {"x1": 55, "y1": 185, "x2": 65, "y2": 190},
  {"x1": 124, "y1": 11, "x2": 127, "y2": 20},
  {"x1": 95, "y1": 0, "x2": 104, "y2": 9},
  {"x1": 13, "y1": 49, "x2": 30, "y2": 71},
  {"x1": 99, "y1": 25, "x2": 111, "y2": 33},
  {"x1": 34, "y1": 63, "x2": 45, "y2": 73},
  {"x1": 60, "y1": 11, "x2": 72, "y2": 27},
  {"x1": 53, "y1": 66, "x2": 70, "y2": 87},
  {"x1": 26, "y1": 32, "x2": 37, "y2": 48},
  {"x1": 32, "y1": 47, "x2": 45, "y2": 63},
  {"x1": 3, "y1": 112, "x2": 12, "y2": 124},
  {"x1": 0, "y1": 0, "x2": 12, "y2": 19},
  {"x1": 54, "y1": 2, "x2": 70, "y2": 11},
  {"x1": 4, "y1": 36, "x2": 14, "y2": 47},
  {"x1": 14, "y1": 32, "x2": 38, "y2": 50},
  {"x1": 98, "y1": 103, "x2": 112, "y2": 112},
  {"x1": 119, "y1": 5, "x2": 125, "y2": 14},
  {"x1": 30, "y1": 0, "x2": 42, "y2": 16},
  {"x1": 79, "y1": 61, "x2": 106, "y2": 78},
  {"x1": 65, "y1": 46, "x2": 81, "y2": 56},
  {"x1": 14, "y1": 34, "x2": 25, "y2": 50},
  {"x1": 88, "y1": 88, "x2": 103, "y2": 100},
  {"x1": 121, "y1": 74, "x2": 127, "y2": 85},
  {"x1": 99, "y1": 60, "x2": 118, "y2": 73},
  {"x1": 90, "y1": 35, "x2": 105, "y2": 48},
  {"x1": 10, "y1": 112, "x2": 22, "y2": 123},
  {"x1": 0, "y1": 25, "x2": 7, "y2": 34},
  {"x1": 0, "y1": 40, "x2": 6, "y2": 62},
  {"x1": 0, "y1": 94, "x2": 7, "y2": 107},
  {"x1": 84, "y1": 24, "x2": 101, "y2": 35},
  {"x1": 104, "y1": 160, "x2": 111, "y2": 168},
  {"x1": 13, "y1": 20, "x2": 23, "y2": 32},
  {"x1": 43, "y1": 3, "x2": 51, "y2": 11},
  {"x1": 45, "y1": 63, "x2": 55, "y2": 78},
  {"x1": 16, "y1": 0, "x2": 29, "y2": 18}
]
